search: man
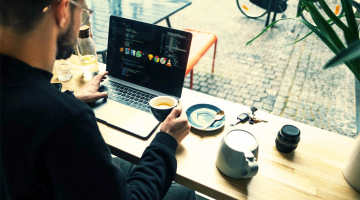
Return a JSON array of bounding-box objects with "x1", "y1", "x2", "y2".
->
[{"x1": 0, "y1": 0, "x2": 195, "y2": 199}]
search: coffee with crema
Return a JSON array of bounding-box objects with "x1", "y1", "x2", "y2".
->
[
  {"x1": 155, "y1": 102, "x2": 173, "y2": 109},
  {"x1": 149, "y1": 96, "x2": 177, "y2": 122}
]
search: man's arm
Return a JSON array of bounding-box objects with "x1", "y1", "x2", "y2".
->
[{"x1": 41, "y1": 107, "x2": 189, "y2": 199}]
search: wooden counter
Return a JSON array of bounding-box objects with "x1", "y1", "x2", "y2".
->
[{"x1": 52, "y1": 57, "x2": 360, "y2": 200}]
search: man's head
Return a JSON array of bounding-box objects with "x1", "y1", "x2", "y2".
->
[
  {"x1": 56, "y1": 4, "x2": 77, "y2": 60},
  {"x1": 0, "y1": 0, "x2": 84, "y2": 60}
]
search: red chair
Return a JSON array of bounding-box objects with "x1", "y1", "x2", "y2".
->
[{"x1": 184, "y1": 29, "x2": 217, "y2": 89}]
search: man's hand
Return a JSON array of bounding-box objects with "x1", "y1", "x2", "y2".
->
[
  {"x1": 160, "y1": 105, "x2": 191, "y2": 144},
  {"x1": 74, "y1": 71, "x2": 108, "y2": 103}
]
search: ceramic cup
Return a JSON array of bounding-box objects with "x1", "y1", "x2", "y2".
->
[
  {"x1": 149, "y1": 96, "x2": 178, "y2": 122},
  {"x1": 216, "y1": 129, "x2": 259, "y2": 178}
]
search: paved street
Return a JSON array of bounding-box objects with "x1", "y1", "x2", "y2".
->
[
  {"x1": 95, "y1": 0, "x2": 357, "y2": 137},
  {"x1": 155, "y1": 0, "x2": 357, "y2": 137}
]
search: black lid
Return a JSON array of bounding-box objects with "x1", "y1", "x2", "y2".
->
[
  {"x1": 79, "y1": 28, "x2": 90, "y2": 38},
  {"x1": 280, "y1": 125, "x2": 300, "y2": 139}
]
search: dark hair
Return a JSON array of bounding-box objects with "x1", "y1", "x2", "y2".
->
[{"x1": 0, "y1": 0, "x2": 77, "y2": 34}]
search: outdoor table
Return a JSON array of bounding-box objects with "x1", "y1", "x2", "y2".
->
[
  {"x1": 265, "y1": 0, "x2": 280, "y2": 27},
  {"x1": 52, "y1": 57, "x2": 360, "y2": 200},
  {"x1": 86, "y1": 0, "x2": 192, "y2": 63}
]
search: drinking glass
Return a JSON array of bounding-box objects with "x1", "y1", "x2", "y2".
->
[{"x1": 56, "y1": 58, "x2": 73, "y2": 81}]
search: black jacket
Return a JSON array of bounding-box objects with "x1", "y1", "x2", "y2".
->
[{"x1": 0, "y1": 54, "x2": 178, "y2": 199}]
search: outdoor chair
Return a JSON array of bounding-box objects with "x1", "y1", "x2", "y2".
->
[{"x1": 184, "y1": 29, "x2": 217, "y2": 89}]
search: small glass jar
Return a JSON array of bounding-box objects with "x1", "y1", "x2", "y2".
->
[{"x1": 275, "y1": 125, "x2": 300, "y2": 153}]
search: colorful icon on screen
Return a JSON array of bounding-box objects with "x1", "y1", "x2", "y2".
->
[
  {"x1": 131, "y1": 50, "x2": 136, "y2": 56},
  {"x1": 166, "y1": 59, "x2": 171, "y2": 67},
  {"x1": 160, "y1": 57, "x2": 166, "y2": 64},
  {"x1": 125, "y1": 48, "x2": 130, "y2": 54},
  {"x1": 154, "y1": 56, "x2": 159, "y2": 63},
  {"x1": 120, "y1": 47, "x2": 124, "y2": 52},
  {"x1": 136, "y1": 51, "x2": 142, "y2": 57},
  {"x1": 148, "y1": 54, "x2": 153, "y2": 60}
]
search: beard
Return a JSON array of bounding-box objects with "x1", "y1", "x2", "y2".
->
[{"x1": 55, "y1": 16, "x2": 77, "y2": 60}]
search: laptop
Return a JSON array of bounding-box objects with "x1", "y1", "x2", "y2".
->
[{"x1": 90, "y1": 15, "x2": 192, "y2": 139}]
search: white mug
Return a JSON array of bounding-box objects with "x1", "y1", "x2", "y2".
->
[{"x1": 215, "y1": 129, "x2": 259, "y2": 178}]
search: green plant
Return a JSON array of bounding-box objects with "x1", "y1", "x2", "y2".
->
[{"x1": 247, "y1": 0, "x2": 360, "y2": 81}]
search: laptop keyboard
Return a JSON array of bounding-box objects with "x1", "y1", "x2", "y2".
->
[{"x1": 99, "y1": 81, "x2": 157, "y2": 114}]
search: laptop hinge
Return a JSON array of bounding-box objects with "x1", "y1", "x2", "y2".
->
[{"x1": 104, "y1": 76, "x2": 180, "y2": 101}]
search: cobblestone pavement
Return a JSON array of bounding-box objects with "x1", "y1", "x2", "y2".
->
[
  {"x1": 155, "y1": 0, "x2": 358, "y2": 137},
  {"x1": 97, "y1": 0, "x2": 357, "y2": 137}
]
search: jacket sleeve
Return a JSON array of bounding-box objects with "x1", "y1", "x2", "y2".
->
[{"x1": 41, "y1": 109, "x2": 178, "y2": 200}]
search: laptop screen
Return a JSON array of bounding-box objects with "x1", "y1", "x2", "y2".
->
[{"x1": 106, "y1": 16, "x2": 192, "y2": 98}]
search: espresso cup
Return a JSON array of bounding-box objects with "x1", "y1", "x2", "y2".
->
[
  {"x1": 216, "y1": 129, "x2": 259, "y2": 179},
  {"x1": 149, "y1": 96, "x2": 178, "y2": 122}
]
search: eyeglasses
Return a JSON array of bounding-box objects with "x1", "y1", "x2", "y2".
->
[
  {"x1": 43, "y1": 0, "x2": 94, "y2": 26},
  {"x1": 69, "y1": 0, "x2": 93, "y2": 26}
]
